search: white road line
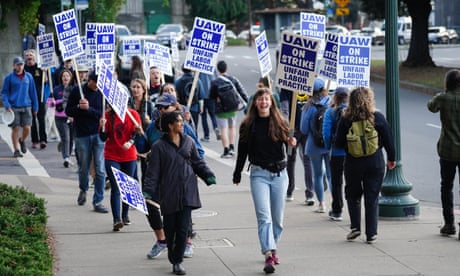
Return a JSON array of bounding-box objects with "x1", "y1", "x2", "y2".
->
[
  {"x1": 426, "y1": 123, "x2": 441, "y2": 129},
  {"x1": 0, "y1": 120, "x2": 49, "y2": 177}
]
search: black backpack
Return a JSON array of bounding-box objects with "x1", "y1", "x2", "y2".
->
[
  {"x1": 178, "y1": 76, "x2": 199, "y2": 106},
  {"x1": 216, "y1": 77, "x2": 240, "y2": 113},
  {"x1": 312, "y1": 103, "x2": 327, "y2": 148},
  {"x1": 331, "y1": 105, "x2": 345, "y2": 146}
]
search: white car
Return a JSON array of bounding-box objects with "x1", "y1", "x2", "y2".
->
[
  {"x1": 155, "y1": 24, "x2": 188, "y2": 50},
  {"x1": 428, "y1": 26, "x2": 450, "y2": 44}
]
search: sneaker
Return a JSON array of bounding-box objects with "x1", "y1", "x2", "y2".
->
[
  {"x1": 315, "y1": 205, "x2": 327, "y2": 213},
  {"x1": 122, "y1": 216, "x2": 131, "y2": 225},
  {"x1": 147, "y1": 241, "x2": 167, "y2": 259},
  {"x1": 113, "y1": 221, "x2": 123, "y2": 232},
  {"x1": 271, "y1": 250, "x2": 280, "y2": 265},
  {"x1": 13, "y1": 150, "x2": 23, "y2": 158},
  {"x1": 40, "y1": 141, "x2": 47, "y2": 149},
  {"x1": 304, "y1": 197, "x2": 315, "y2": 206},
  {"x1": 63, "y1": 158, "x2": 70, "y2": 168},
  {"x1": 286, "y1": 195, "x2": 294, "y2": 202},
  {"x1": 263, "y1": 256, "x2": 276, "y2": 274},
  {"x1": 93, "y1": 204, "x2": 109, "y2": 213},
  {"x1": 32, "y1": 143, "x2": 38, "y2": 149},
  {"x1": 229, "y1": 145, "x2": 235, "y2": 155},
  {"x1": 366, "y1": 235, "x2": 377, "y2": 244},
  {"x1": 183, "y1": 242, "x2": 193, "y2": 258},
  {"x1": 200, "y1": 137, "x2": 210, "y2": 142},
  {"x1": 77, "y1": 190, "x2": 86, "y2": 206},
  {"x1": 173, "y1": 263, "x2": 186, "y2": 275},
  {"x1": 19, "y1": 138, "x2": 27, "y2": 153},
  {"x1": 347, "y1": 229, "x2": 361, "y2": 241},
  {"x1": 221, "y1": 151, "x2": 233, "y2": 158},
  {"x1": 328, "y1": 211, "x2": 343, "y2": 221},
  {"x1": 440, "y1": 224, "x2": 456, "y2": 236},
  {"x1": 215, "y1": 128, "x2": 221, "y2": 140}
]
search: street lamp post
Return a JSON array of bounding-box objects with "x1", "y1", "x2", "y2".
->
[{"x1": 379, "y1": 0, "x2": 420, "y2": 220}]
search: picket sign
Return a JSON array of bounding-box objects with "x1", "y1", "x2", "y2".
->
[{"x1": 71, "y1": 58, "x2": 85, "y2": 99}]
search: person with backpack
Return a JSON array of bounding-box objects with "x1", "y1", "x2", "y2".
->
[
  {"x1": 335, "y1": 87, "x2": 396, "y2": 244},
  {"x1": 322, "y1": 87, "x2": 349, "y2": 221},
  {"x1": 427, "y1": 69, "x2": 460, "y2": 238},
  {"x1": 210, "y1": 60, "x2": 248, "y2": 158},
  {"x1": 174, "y1": 65, "x2": 205, "y2": 133},
  {"x1": 300, "y1": 78, "x2": 332, "y2": 213}
]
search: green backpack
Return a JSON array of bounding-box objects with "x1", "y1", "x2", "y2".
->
[{"x1": 346, "y1": 120, "x2": 379, "y2": 157}]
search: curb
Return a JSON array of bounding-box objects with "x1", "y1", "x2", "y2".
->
[{"x1": 371, "y1": 74, "x2": 440, "y2": 96}]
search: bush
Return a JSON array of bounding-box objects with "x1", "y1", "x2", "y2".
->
[
  {"x1": 227, "y1": 37, "x2": 248, "y2": 46},
  {"x1": 0, "y1": 183, "x2": 52, "y2": 276}
]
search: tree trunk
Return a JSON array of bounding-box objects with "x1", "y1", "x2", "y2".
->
[{"x1": 403, "y1": 0, "x2": 435, "y2": 67}]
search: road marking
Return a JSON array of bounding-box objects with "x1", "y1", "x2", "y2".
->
[
  {"x1": 0, "y1": 122, "x2": 49, "y2": 177},
  {"x1": 202, "y1": 146, "x2": 249, "y2": 176},
  {"x1": 426, "y1": 123, "x2": 441, "y2": 129}
]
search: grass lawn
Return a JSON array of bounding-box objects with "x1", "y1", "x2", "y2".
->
[{"x1": 371, "y1": 60, "x2": 452, "y2": 90}]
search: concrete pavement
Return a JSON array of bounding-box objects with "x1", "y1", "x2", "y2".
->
[{"x1": 0, "y1": 121, "x2": 459, "y2": 276}]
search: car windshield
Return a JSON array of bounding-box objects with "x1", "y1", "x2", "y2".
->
[
  {"x1": 428, "y1": 28, "x2": 440, "y2": 33},
  {"x1": 157, "y1": 25, "x2": 181, "y2": 33}
]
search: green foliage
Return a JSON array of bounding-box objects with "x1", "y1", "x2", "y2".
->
[
  {"x1": 227, "y1": 37, "x2": 248, "y2": 46},
  {"x1": 0, "y1": 183, "x2": 52, "y2": 275},
  {"x1": 86, "y1": 0, "x2": 126, "y2": 22},
  {"x1": 185, "y1": 0, "x2": 248, "y2": 24},
  {"x1": 360, "y1": 0, "x2": 408, "y2": 19},
  {"x1": 0, "y1": 0, "x2": 40, "y2": 34}
]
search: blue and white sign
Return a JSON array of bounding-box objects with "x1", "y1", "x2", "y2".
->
[
  {"x1": 170, "y1": 34, "x2": 180, "y2": 62},
  {"x1": 75, "y1": 36, "x2": 88, "y2": 70},
  {"x1": 95, "y1": 23, "x2": 116, "y2": 72},
  {"x1": 184, "y1": 17, "x2": 225, "y2": 75},
  {"x1": 336, "y1": 35, "x2": 372, "y2": 88},
  {"x1": 123, "y1": 38, "x2": 142, "y2": 59},
  {"x1": 318, "y1": 33, "x2": 338, "y2": 81},
  {"x1": 111, "y1": 166, "x2": 148, "y2": 215},
  {"x1": 97, "y1": 63, "x2": 129, "y2": 122},
  {"x1": 37, "y1": 33, "x2": 56, "y2": 69},
  {"x1": 38, "y1": 23, "x2": 46, "y2": 36},
  {"x1": 300, "y1": 12, "x2": 326, "y2": 40},
  {"x1": 85, "y1": 23, "x2": 97, "y2": 68},
  {"x1": 275, "y1": 31, "x2": 320, "y2": 95},
  {"x1": 255, "y1": 31, "x2": 272, "y2": 78},
  {"x1": 53, "y1": 9, "x2": 84, "y2": 60},
  {"x1": 144, "y1": 42, "x2": 173, "y2": 77}
]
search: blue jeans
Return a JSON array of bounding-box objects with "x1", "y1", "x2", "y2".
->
[
  {"x1": 250, "y1": 165, "x2": 288, "y2": 254},
  {"x1": 75, "y1": 134, "x2": 105, "y2": 206},
  {"x1": 105, "y1": 159, "x2": 138, "y2": 223},
  {"x1": 55, "y1": 117, "x2": 70, "y2": 159},
  {"x1": 309, "y1": 153, "x2": 331, "y2": 202}
]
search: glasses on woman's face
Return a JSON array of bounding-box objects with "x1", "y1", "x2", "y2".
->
[{"x1": 157, "y1": 105, "x2": 170, "y2": 110}]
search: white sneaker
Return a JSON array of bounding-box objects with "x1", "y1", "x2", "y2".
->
[
  {"x1": 304, "y1": 198, "x2": 315, "y2": 206},
  {"x1": 286, "y1": 195, "x2": 294, "y2": 202},
  {"x1": 184, "y1": 243, "x2": 193, "y2": 258},
  {"x1": 314, "y1": 205, "x2": 327, "y2": 213}
]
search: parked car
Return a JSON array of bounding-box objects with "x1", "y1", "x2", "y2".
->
[
  {"x1": 381, "y1": 16, "x2": 412, "y2": 45},
  {"x1": 226, "y1": 30, "x2": 237, "y2": 39},
  {"x1": 360, "y1": 27, "x2": 385, "y2": 45},
  {"x1": 447, "y1": 29, "x2": 458, "y2": 44},
  {"x1": 428, "y1": 26, "x2": 449, "y2": 44},
  {"x1": 325, "y1": 25, "x2": 349, "y2": 34},
  {"x1": 237, "y1": 25, "x2": 261, "y2": 40},
  {"x1": 154, "y1": 23, "x2": 188, "y2": 50},
  {"x1": 115, "y1": 24, "x2": 132, "y2": 37}
]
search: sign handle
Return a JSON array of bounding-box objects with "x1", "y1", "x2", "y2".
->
[
  {"x1": 41, "y1": 70, "x2": 46, "y2": 104},
  {"x1": 287, "y1": 90, "x2": 298, "y2": 155},
  {"x1": 101, "y1": 96, "x2": 106, "y2": 132},
  {"x1": 72, "y1": 58, "x2": 85, "y2": 99},
  {"x1": 185, "y1": 72, "x2": 200, "y2": 112}
]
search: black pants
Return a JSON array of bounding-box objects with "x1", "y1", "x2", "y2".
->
[
  {"x1": 31, "y1": 102, "x2": 47, "y2": 143},
  {"x1": 286, "y1": 130, "x2": 313, "y2": 198},
  {"x1": 330, "y1": 155, "x2": 345, "y2": 214},
  {"x1": 164, "y1": 206, "x2": 192, "y2": 265},
  {"x1": 345, "y1": 154, "x2": 385, "y2": 239},
  {"x1": 440, "y1": 158, "x2": 460, "y2": 225}
]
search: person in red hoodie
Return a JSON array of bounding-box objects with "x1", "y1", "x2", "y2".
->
[{"x1": 100, "y1": 105, "x2": 142, "y2": 231}]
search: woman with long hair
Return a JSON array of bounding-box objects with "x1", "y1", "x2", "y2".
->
[
  {"x1": 233, "y1": 88, "x2": 296, "y2": 274},
  {"x1": 335, "y1": 87, "x2": 396, "y2": 244}
]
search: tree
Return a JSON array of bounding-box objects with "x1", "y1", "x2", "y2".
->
[
  {"x1": 360, "y1": 0, "x2": 435, "y2": 68},
  {"x1": 185, "y1": 0, "x2": 247, "y2": 24},
  {"x1": 86, "y1": 0, "x2": 125, "y2": 23}
]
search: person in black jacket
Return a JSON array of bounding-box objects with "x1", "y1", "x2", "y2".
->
[
  {"x1": 335, "y1": 87, "x2": 396, "y2": 244},
  {"x1": 143, "y1": 110, "x2": 216, "y2": 275}
]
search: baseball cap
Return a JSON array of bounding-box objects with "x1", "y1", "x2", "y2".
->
[
  {"x1": 13, "y1": 56, "x2": 24, "y2": 65},
  {"x1": 313, "y1": 78, "x2": 325, "y2": 92},
  {"x1": 334, "y1": 87, "x2": 349, "y2": 98},
  {"x1": 155, "y1": 94, "x2": 177, "y2": 107},
  {"x1": 87, "y1": 71, "x2": 98, "y2": 82}
]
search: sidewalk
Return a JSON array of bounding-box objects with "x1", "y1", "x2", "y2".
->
[{"x1": 0, "y1": 171, "x2": 458, "y2": 276}]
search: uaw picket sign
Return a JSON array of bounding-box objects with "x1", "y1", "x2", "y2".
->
[
  {"x1": 336, "y1": 35, "x2": 372, "y2": 88},
  {"x1": 318, "y1": 33, "x2": 339, "y2": 81},
  {"x1": 85, "y1": 23, "x2": 97, "y2": 68},
  {"x1": 255, "y1": 31, "x2": 272, "y2": 78},
  {"x1": 184, "y1": 17, "x2": 225, "y2": 75},
  {"x1": 37, "y1": 33, "x2": 56, "y2": 69},
  {"x1": 53, "y1": 9, "x2": 84, "y2": 60},
  {"x1": 275, "y1": 31, "x2": 320, "y2": 95}
]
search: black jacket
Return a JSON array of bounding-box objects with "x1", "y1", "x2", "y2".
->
[{"x1": 143, "y1": 133, "x2": 215, "y2": 215}]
